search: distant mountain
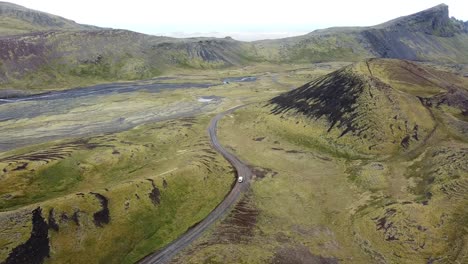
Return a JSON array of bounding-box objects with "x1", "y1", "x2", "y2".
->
[
  {"x1": 251, "y1": 4, "x2": 468, "y2": 63},
  {"x1": 0, "y1": 2, "x2": 466, "y2": 89},
  {"x1": 0, "y1": 1, "x2": 98, "y2": 35}
]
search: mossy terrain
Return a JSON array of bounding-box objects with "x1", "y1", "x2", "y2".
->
[
  {"x1": 0, "y1": 62, "x2": 345, "y2": 152},
  {"x1": 173, "y1": 59, "x2": 468, "y2": 263},
  {"x1": 0, "y1": 115, "x2": 234, "y2": 263}
]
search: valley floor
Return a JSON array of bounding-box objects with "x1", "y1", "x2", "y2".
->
[
  {"x1": 0, "y1": 60, "x2": 466, "y2": 263},
  {"x1": 0, "y1": 63, "x2": 346, "y2": 263}
]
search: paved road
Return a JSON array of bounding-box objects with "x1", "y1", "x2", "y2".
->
[{"x1": 138, "y1": 105, "x2": 252, "y2": 264}]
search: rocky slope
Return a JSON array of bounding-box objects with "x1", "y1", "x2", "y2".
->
[{"x1": 268, "y1": 59, "x2": 468, "y2": 156}]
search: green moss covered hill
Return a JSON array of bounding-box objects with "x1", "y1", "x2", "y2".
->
[
  {"x1": 262, "y1": 59, "x2": 467, "y2": 262},
  {"x1": 268, "y1": 58, "x2": 467, "y2": 156}
]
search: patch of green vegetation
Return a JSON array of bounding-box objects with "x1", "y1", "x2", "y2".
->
[
  {"x1": 269, "y1": 117, "x2": 367, "y2": 160},
  {"x1": 34, "y1": 158, "x2": 82, "y2": 195},
  {"x1": 289, "y1": 39, "x2": 365, "y2": 63},
  {"x1": 346, "y1": 161, "x2": 390, "y2": 192}
]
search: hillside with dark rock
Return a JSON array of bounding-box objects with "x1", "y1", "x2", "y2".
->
[
  {"x1": 0, "y1": 29, "x2": 250, "y2": 89},
  {"x1": 377, "y1": 4, "x2": 457, "y2": 36},
  {"x1": 2, "y1": 207, "x2": 50, "y2": 264},
  {"x1": 268, "y1": 59, "x2": 468, "y2": 155}
]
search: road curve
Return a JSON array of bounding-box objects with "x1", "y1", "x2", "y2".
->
[{"x1": 138, "y1": 105, "x2": 252, "y2": 264}]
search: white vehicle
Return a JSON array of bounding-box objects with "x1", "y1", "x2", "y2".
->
[{"x1": 238, "y1": 176, "x2": 244, "y2": 183}]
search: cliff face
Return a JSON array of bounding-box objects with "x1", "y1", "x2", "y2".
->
[
  {"x1": 382, "y1": 4, "x2": 455, "y2": 36},
  {"x1": 360, "y1": 5, "x2": 468, "y2": 60}
]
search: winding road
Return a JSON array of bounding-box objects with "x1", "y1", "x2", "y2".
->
[{"x1": 138, "y1": 105, "x2": 252, "y2": 264}]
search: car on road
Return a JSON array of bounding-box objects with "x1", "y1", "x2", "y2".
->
[{"x1": 238, "y1": 176, "x2": 244, "y2": 183}]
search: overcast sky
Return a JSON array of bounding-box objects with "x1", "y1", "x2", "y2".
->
[{"x1": 8, "y1": 0, "x2": 468, "y2": 41}]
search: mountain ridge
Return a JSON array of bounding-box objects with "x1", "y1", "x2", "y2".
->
[
  {"x1": 251, "y1": 4, "x2": 468, "y2": 63},
  {"x1": 375, "y1": 4, "x2": 457, "y2": 36},
  {"x1": 0, "y1": 2, "x2": 466, "y2": 89},
  {"x1": 0, "y1": 1, "x2": 99, "y2": 35}
]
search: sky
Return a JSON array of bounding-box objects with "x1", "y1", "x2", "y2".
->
[{"x1": 8, "y1": 0, "x2": 468, "y2": 41}]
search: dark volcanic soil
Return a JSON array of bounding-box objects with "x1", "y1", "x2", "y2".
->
[
  {"x1": 0, "y1": 81, "x2": 216, "y2": 103},
  {"x1": 147, "y1": 179, "x2": 161, "y2": 206},
  {"x1": 202, "y1": 193, "x2": 258, "y2": 245},
  {"x1": 249, "y1": 166, "x2": 278, "y2": 180},
  {"x1": 170, "y1": 193, "x2": 259, "y2": 263},
  {"x1": 269, "y1": 68, "x2": 365, "y2": 137},
  {"x1": 47, "y1": 208, "x2": 59, "y2": 232},
  {"x1": 90, "y1": 192, "x2": 110, "y2": 227},
  {"x1": 2, "y1": 207, "x2": 50, "y2": 264},
  {"x1": 271, "y1": 245, "x2": 339, "y2": 264}
]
